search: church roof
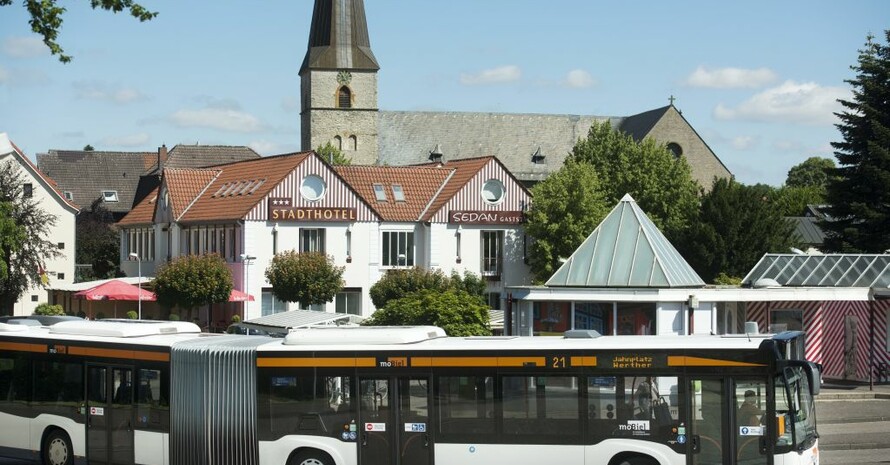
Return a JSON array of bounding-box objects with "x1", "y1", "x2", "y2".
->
[
  {"x1": 546, "y1": 194, "x2": 705, "y2": 288},
  {"x1": 618, "y1": 105, "x2": 672, "y2": 141},
  {"x1": 378, "y1": 111, "x2": 622, "y2": 183},
  {"x1": 301, "y1": 0, "x2": 379, "y2": 72}
]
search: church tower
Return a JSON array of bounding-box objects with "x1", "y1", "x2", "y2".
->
[{"x1": 301, "y1": 0, "x2": 380, "y2": 165}]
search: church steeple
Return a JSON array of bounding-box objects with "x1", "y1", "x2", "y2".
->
[{"x1": 300, "y1": 0, "x2": 380, "y2": 73}]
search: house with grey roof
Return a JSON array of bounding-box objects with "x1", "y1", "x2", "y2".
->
[
  {"x1": 37, "y1": 144, "x2": 260, "y2": 220},
  {"x1": 299, "y1": 0, "x2": 731, "y2": 189}
]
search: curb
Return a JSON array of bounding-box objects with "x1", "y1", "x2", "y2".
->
[
  {"x1": 820, "y1": 443, "x2": 890, "y2": 451},
  {"x1": 817, "y1": 392, "x2": 890, "y2": 400},
  {"x1": 820, "y1": 416, "x2": 890, "y2": 424}
]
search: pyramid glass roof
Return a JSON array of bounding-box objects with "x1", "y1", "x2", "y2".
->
[{"x1": 546, "y1": 194, "x2": 705, "y2": 288}]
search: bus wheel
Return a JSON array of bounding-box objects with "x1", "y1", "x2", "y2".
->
[
  {"x1": 616, "y1": 456, "x2": 658, "y2": 465},
  {"x1": 289, "y1": 450, "x2": 333, "y2": 465},
  {"x1": 42, "y1": 429, "x2": 73, "y2": 465}
]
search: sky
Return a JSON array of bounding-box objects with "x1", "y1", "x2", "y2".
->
[{"x1": 0, "y1": 1, "x2": 887, "y2": 186}]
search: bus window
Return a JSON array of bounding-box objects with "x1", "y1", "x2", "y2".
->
[
  {"x1": 437, "y1": 376, "x2": 494, "y2": 436},
  {"x1": 776, "y1": 367, "x2": 817, "y2": 452},
  {"x1": 136, "y1": 368, "x2": 169, "y2": 430},
  {"x1": 502, "y1": 376, "x2": 579, "y2": 437},
  {"x1": 33, "y1": 361, "x2": 83, "y2": 408},
  {"x1": 264, "y1": 374, "x2": 355, "y2": 437},
  {"x1": 734, "y1": 380, "x2": 767, "y2": 463},
  {"x1": 615, "y1": 377, "x2": 680, "y2": 434}
]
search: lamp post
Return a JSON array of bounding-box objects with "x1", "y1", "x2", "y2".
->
[
  {"x1": 240, "y1": 254, "x2": 256, "y2": 318},
  {"x1": 128, "y1": 252, "x2": 141, "y2": 319}
]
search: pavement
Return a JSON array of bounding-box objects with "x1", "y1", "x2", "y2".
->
[{"x1": 817, "y1": 380, "x2": 890, "y2": 452}]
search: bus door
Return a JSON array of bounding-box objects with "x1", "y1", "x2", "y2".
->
[
  {"x1": 86, "y1": 364, "x2": 135, "y2": 465},
  {"x1": 688, "y1": 377, "x2": 770, "y2": 465},
  {"x1": 358, "y1": 376, "x2": 432, "y2": 465}
]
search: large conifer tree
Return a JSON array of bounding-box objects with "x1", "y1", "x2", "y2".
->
[{"x1": 823, "y1": 31, "x2": 890, "y2": 252}]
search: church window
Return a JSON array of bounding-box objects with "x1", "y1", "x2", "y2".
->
[
  {"x1": 334, "y1": 136, "x2": 342, "y2": 150},
  {"x1": 667, "y1": 142, "x2": 683, "y2": 158},
  {"x1": 348, "y1": 135, "x2": 357, "y2": 151},
  {"x1": 338, "y1": 86, "x2": 352, "y2": 109}
]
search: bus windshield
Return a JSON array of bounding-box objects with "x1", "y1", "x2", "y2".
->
[{"x1": 776, "y1": 366, "x2": 818, "y2": 451}]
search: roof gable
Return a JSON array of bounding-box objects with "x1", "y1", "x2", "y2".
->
[
  {"x1": 547, "y1": 194, "x2": 704, "y2": 288},
  {"x1": 163, "y1": 168, "x2": 223, "y2": 220},
  {"x1": 423, "y1": 157, "x2": 531, "y2": 223},
  {"x1": 117, "y1": 187, "x2": 158, "y2": 226},
  {"x1": 335, "y1": 165, "x2": 451, "y2": 221},
  {"x1": 618, "y1": 105, "x2": 671, "y2": 141},
  {"x1": 1, "y1": 133, "x2": 79, "y2": 213}
]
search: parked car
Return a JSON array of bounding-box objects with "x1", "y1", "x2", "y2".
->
[{"x1": 0, "y1": 315, "x2": 83, "y2": 326}]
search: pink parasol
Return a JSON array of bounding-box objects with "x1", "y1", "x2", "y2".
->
[
  {"x1": 229, "y1": 289, "x2": 255, "y2": 302},
  {"x1": 74, "y1": 280, "x2": 157, "y2": 301}
]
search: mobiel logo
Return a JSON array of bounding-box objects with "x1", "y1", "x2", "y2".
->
[{"x1": 448, "y1": 210, "x2": 524, "y2": 225}]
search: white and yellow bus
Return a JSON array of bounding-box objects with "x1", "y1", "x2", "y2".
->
[{"x1": 0, "y1": 320, "x2": 820, "y2": 465}]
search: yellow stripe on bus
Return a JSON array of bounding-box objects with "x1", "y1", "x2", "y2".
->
[
  {"x1": 668, "y1": 356, "x2": 766, "y2": 367},
  {"x1": 0, "y1": 341, "x2": 46, "y2": 353},
  {"x1": 67, "y1": 347, "x2": 169, "y2": 362},
  {"x1": 257, "y1": 357, "x2": 377, "y2": 368},
  {"x1": 411, "y1": 356, "x2": 546, "y2": 367},
  {"x1": 570, "y1": 356, "x2": 597, "y2": 367}
]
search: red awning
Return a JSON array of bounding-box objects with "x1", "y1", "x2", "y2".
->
[
  {"x1": 229, "y1": 289, "x2": 255, "y2": 302},
  {"x1": 73, "y1": 280, "x2": 157, "y2": 301}
]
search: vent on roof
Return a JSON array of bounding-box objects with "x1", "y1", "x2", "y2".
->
[
  {"x1": 531, "y1": 147, "x2": 546, "y2": 164},
  {"x1": 212, "y1": 179, "x2": 266, "y2": 198},
  {"x1": 429, "y1": 144, "x2": 443, "y2": 162}
]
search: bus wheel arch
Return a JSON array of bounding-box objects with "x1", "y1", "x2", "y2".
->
[
  {"x1": 610, "y1": 452, "x2": 660, "y2": 465},
  {"x1": 286, "y1": 448, "x2": 335, "y2": 465},
  {"x1": 41, "y1": 427, "x2": 73, "y2": 465}
]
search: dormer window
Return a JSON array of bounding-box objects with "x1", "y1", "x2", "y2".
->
[
  {"x1": 531, "y1": 147, "x2": 546, "y2": 164},
  {"x1": 102, "y1": 190, "x2": 119, "y2": 202},
  {"x1": 373, "y1": 184, "x2": 388, "y2": 201},
  {"x1": 392, "y1": 184, "x2": 406, "y2": 202},
  {"x1": 63, "y1": 191, "x2": 73, "y2": 201},
  {"x1": 429, "y1": 144, "x2": 443, "y2": 162},
  {"x1": 338, "y1": 86, "x2": 352, "y2": 109}
]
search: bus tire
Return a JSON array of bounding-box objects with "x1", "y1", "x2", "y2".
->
[
  {"x1": 614, "y1": 455, "x2": 659, "y2": 465},
  {"x1": 42, "y1": 429, "x2": 73, "y2": 465},
  {"x1": 288, "y1": 449, "x2": 334, "y2": 465}
]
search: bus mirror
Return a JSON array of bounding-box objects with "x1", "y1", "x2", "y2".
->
[{"x1": 806, "y1": 362, "x2": 821, "y2": 396}]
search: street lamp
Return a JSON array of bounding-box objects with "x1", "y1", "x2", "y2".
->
[
  {"x1": 240, "y1": 254, "x2": 256, "y2": 317},
  {"x1": 128, "y1": 252, "x2": 141, "y2": 319}
]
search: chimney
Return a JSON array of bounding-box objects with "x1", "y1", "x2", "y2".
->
[
  {"x1": 158, "y1": 144, "x2": 168, "y2": 171},
  {"x1": 429, "y1": 144, "x2": 443, "y2": 163}
]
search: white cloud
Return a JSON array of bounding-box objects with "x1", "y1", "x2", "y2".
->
[
  {"x1": 459, "y1": 65, "x2": 521, "y2": 85},
  {"x1": 73, "y1": 81, "x2": 147, "y2": 104},
  {"x1": 731, "y1": 135, "x2": 758, "y2": 150},
  {"x1": 563, "y1": 69, "x2": 596, "y2": 89},
  {"x1": 714, "y1": 80, "x2": 849, "y2": 125},
  {"x1": 170, "y1": 106, "x2": 264, "y2": 133},
  {"x1": 102, "y1": 132, "x2": 151, "y2": 147},
  {"x1": 773, "y1": 139, "x2": 802, "y2": 152},
  {"x1": 0, "y1": 66, "x2": 49, "y2": 87},
  {"x1": 2, "y1": 36, "x2": 48, "y2": 58},
  {"x1": 685, "y1": 66, "x2": 777, "y2": 89},
  {"x1": 249, "y1": 140, "x2": 299, "y2": 156}
]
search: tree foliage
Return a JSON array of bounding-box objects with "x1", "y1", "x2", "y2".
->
[
  {"x1": 265, "y1": 251, "x2": 344, "y2": 307},
  {"x1": 823, "y1": 31, "x2": 890, "y2": 252},
  {"x1": 364, "y1": 289, "x2": 491, "y2": 336},
  {"x1": 568, "y1": 120, "x2": 701, "y2": 240},
  {"x1": 76, "y1": 198, "x2": 120, "y2": 281},
  {"x1": 153, "y1": 254, "x2": 232, "y2": 314},
  {"x1": 524, "y1": 159, "x2": 608, "y2": 282},
  {"x1": 369, "y1": 267, "x2": 487, "y2": 310},
  {"x1": 0, "y1": 161, "x2": 61, "y2": 314},
  {"x1": 786, "y1": 156, "x2": 836, "y2": 189},
  {"x1": 1, "y1": 0, "x2": 158, "y2": 63},
  {"x1": 316, "y1": 142, "x2": 352, "y2": 166},
  {"x1": 773, "y1": 184, "x2": 826, "y2": 216},
  {"x1": 678, "y1": 179, "x2": 799, "y2": 283},
  {"x1": 0, "y1": 202, "x2": 26, "y2": 281}
]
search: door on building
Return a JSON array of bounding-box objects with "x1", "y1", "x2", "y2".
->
[
  {"x1": 687, "y1": 377, "x2": 770, "y2": 465},
  {"x1": 358, "y1": 376, "x2": 432, "y2": 465},
  {"x1": 844, "y1": 315, "x2": 859, "y2": 380},
  {"x1": 86, "y1": 364, "x2": 135, "y2": 465}
]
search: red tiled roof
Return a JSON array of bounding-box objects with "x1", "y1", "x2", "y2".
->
[
  {"x1": 164, "y1": 168, "x2": 222, "y2": 220},
  {"x1": 117, "y1": 187, "x2": 158, "y2": 226},
  {"x1": 179, "y1": 152, "x2": 312, "y2": 222},
  {"x1": 419, "y1": 156, "x2": 493, "y2": 221},
  {"x1": 336, "y1": 165, "x2": 453, "y2": 221}
]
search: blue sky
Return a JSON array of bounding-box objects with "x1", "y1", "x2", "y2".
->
[{"x1": 1, "y1": 1, "x2": 886, "y2": 186}]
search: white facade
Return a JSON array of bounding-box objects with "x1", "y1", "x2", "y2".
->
[{"x1": 0, "y1": 134, "x2": 78, "y2": 315}]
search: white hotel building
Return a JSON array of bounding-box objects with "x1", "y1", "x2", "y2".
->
[{"x1": 117, "y1": 151, "x2": 533, "y2": 321}]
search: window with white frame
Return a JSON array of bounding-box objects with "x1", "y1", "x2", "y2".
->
[
  {"x1": 300, "y1": 228, "x2": 326, "y2": 253},
  {"x1": 102, "y1": 190, "x2": 119, "y2": 202},
  {"x1": 481, "y1": 231, "x2": 503, "y2": 277},
  {"x1": 126, "y1": 227, "x2": 155, "y2": 261},
  {"x1": 336, "y1": 289, "x2": 362, "y2": 315},
  {"x1": 382, "y1": 231, "x2": 414, "y2": 267},
  {"x1": 261, "y1": 288, "x2": 286, "y2": 317}
]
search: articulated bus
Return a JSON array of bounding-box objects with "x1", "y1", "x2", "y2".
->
[{"x1": 0, "y1": 320, "x2": 820, "y2": 465}]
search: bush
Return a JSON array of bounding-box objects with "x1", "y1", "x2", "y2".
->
[
  {"x1": 168, "y1": 313, "x2": 180, "y2": 321},
  {"x1": 231, "y1": 314, "x2": 241, "y2": 323},
  {"x1": 126, "y1": 310, "x2": 138, "y2": 319},
  {"x1": 365, "y1": 289, "x2": 491, "y2": 336},
  {"x1": 33, "y1": 303, "x2": 64, "y2": 316},
  {"x1": 370, "y1": 268, "x2": 452, "y2": 309}
]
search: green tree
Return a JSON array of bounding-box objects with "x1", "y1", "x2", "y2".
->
[
  {"x1": 786, "y1": 156, "x2": 836, "y2": 189},
  {"x1": 316, "y1": 142, "x2": 352, "y2": 166},
  {"x1": 0, "y1": 202, "x2": 26, "y2": 281},
  {"x1": 1, "y1": 0, "x2": 157, "y2": 63},
  {"x1": 774, "y1": 184, "x2": 826, "y2": 216},
  {"x1": 524, "y1": 159, "x2": 609, "y2": 282},
  {"x1": 679, "y1": 178, "x2": 799, "y2": 283},
  {"x1": 83, "y1": 144, "x2": 95, "y2": 151},
  {"x1": 369, "y1": 267, "x2": 452, "y2": 309},
  {"x1": 823, "y1": 31, "x2": 890, "y2": 252},
  {"x1": 365, "y1": 289, "x2": 490, "y2": 336},
  {"x1": 33, "y1": 303, "x2": 64, "y2": 316},
  {"x1": 265, "y1": 251, "x2": 344, "y2": 307},
  {"x1": 568, "y1": 120, "x2": 701, "y2": 240},
  {"x1": 0, "y1": 162, "x2": 62, "y2": 315},
  {"x1": 153, "y1": 254, "x2": 232, "y2": 319},
  {"x1": 449, "y1": 270, "x2": 486, "y2": 302},
  {"x1": 76, "y1": 198, "x2": 120, "y2": 281}
]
